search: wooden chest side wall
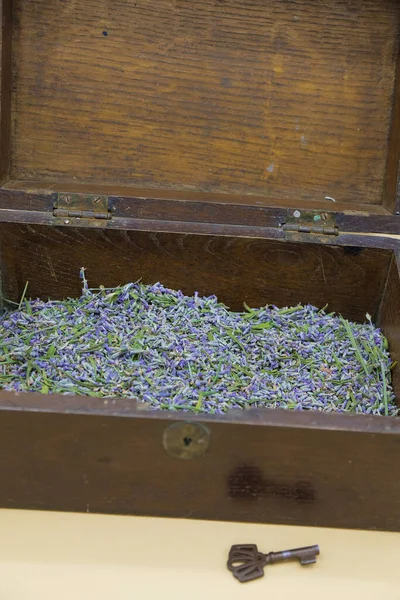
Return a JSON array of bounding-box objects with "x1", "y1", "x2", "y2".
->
[
  {"x1": 378, "y1": 252, "x2": 400, "y2": 393},
  {"x1": 0, "y1": 223, "x2": 393, "y2": 321},
  {"x1": 0, "y1": 393, "x2": 399, "y2": 531}
]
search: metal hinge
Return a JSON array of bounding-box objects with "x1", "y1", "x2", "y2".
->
[
  {"x1": 53, "y1": 193, "x2": 111, "y2": 228},
  {"x1": 282, "y1": 209, "x2": 339, "y2": 243}
]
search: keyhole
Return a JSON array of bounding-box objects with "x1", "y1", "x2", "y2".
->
[{"x1": 163, "y1": 422, "x2": 210, "y2": 459}]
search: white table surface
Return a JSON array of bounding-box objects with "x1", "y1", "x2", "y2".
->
[{"x1": 0, "y1": 509, "x2": 398, "y2": 599}]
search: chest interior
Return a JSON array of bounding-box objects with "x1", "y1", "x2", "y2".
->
[{"x1": 0, "y1": 0, "x2": 399, "y2": 402}]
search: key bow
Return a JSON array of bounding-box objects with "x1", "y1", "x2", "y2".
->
[{"x1": 227, "y1": 544, "x2": 267, "y2": 582}]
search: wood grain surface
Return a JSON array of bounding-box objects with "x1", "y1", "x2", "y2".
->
[
  {"x1": 10, "y1": 0, "x2": 400, "y2": 206},
  {"x1": 385, "y1": 41, "x2": 400, "y2": 214},
  {"x1": 0, "y1": 223, "x2": 392, "y2": 323},
  {"x1": 0, "y1": 391, "x2": 399, "y2": 531},
  {"x1": 0, "y1": 188, "x2": 399, "y2": 242},
  {"x1": 0, "y1": 0, "x2": 12, "y2": 182},
  {"x1": 378, "y1": 252, "x2": 400, "y2": 397},
  {"x1": 3, "y1": 181, "x2": 392, "y2": 215}
]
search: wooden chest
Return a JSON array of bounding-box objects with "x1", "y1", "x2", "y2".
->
[{"x1": 0, "y1": 0, "x2": 399, "y2": 531}]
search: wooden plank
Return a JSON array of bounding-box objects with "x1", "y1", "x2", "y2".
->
[
  {"x1": 0, "y1": 210, "x2": 398, "y2": 251},
  {"x1": 385, "y1": 37, "x2": 400, "y2": 214},
  {"x1": 0, "y1": 392, "x2": 399, "y2": 531},
  {"x1": 338, "y1": 214, "x2": 400, "y2": 235},
  {"x1": 378, "y1": 252, "x2": 400, "y2": 397},
  {"x1": 0, "y1": 0, "x2": 12, "y2": 182},
  {"x1": 333, "y1": 234, "x2": 400, "y2": 252},
  {"x1": 0, "y1": 189, "x2": 398, "y2": 248},
  {"x1": 0, "y1": 187, "x2": 399, "y2": 231},
  {"x1": 0, "y1": 209, "x2": 287, "y2": 241},
  {"x1": 0, "y1": 223, "x2": 392, "y2": 322},
  {"x1": 1, "y1": 182, "x2": 392, "y2": 215},
  {"x1": 10, "y1": 0, "x2": 400, "y2": 207},
  {"x1": 0, "y1": 188, "x2": 53, "y2": 211}
]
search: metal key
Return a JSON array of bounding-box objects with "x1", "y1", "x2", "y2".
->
[{"x1": 227, "y1": 543, "x2": 320, "y2": 583}]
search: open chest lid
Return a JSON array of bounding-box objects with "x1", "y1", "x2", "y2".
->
[{"x1": 0, "y1": 0, "x2": 399, "y2": 247}]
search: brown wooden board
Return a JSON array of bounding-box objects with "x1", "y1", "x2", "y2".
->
[
  {"x1": 0, "y1": 223, "x2": 393, "y2": 323},
  {"x1": 378, "y1": 252, "x2": 400, "y2": 395},
  {"x1": 8, "y1": 0, "x2": 400, "y2": 209},
  {"x1": 0, "y1": 0, "x2": 12, "y2": 182},
  {"x1": 0, "y1": 392, "x2": 399, "y2": 532},
  {"x1": 385, "y1": 36, "x2": 400, "y2": 214},
  {"x1": 0, "y1": 189, "x2": 398, "y2": 243},
  {"x1": 2, "y1": 182, "x2": 394, "y2": 214}
]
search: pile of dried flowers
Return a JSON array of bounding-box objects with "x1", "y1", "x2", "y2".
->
[{"x1": 0, "y1": 270, "x2": 397, "y2": 416}]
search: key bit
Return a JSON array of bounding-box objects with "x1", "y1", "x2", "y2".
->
[{"x1": 227, "y1": 543, "x2": 320, "y2": 583}]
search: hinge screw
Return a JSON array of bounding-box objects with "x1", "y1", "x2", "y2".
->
[
  {"x1": 293, "y1": 210, "x2": 301, "y2": 218},
  {"x1": 64, "y1": 219, "x2": 70, "y2": 225}
]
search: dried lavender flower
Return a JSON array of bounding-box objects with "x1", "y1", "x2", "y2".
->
[{"x1": 0, "y1": 270, "x2": 397, "y2": 417}]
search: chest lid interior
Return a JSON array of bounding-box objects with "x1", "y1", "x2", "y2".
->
[{"x1": 0, "y1": 0, "x2": 399, "y2": 239}]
